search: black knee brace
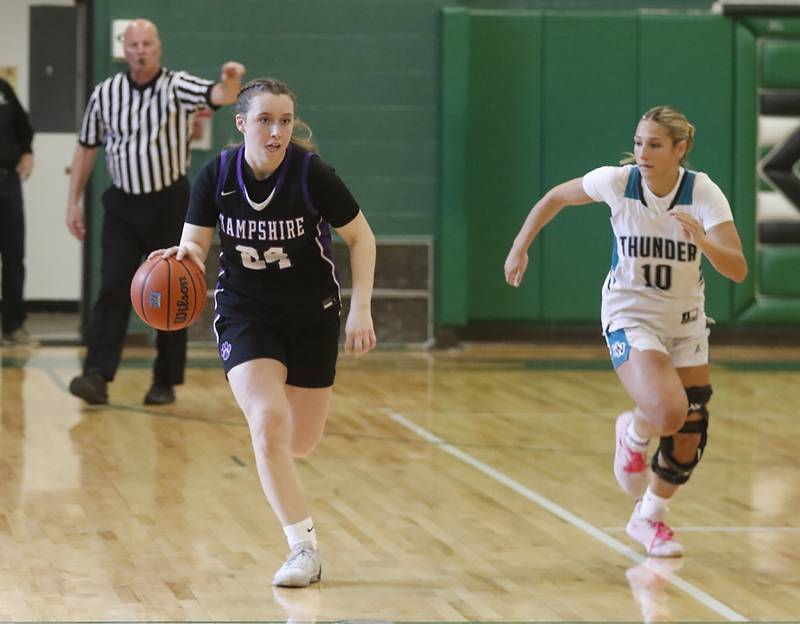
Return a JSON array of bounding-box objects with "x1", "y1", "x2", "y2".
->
[{"x1": 651, "y1": 385, "x2": 712, "y2": 485}]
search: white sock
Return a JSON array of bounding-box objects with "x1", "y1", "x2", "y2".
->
[
  {"x1": 626, "y1": 420, "x2": 649, "y2": 450},
  {"x1": 283, "y1": 517, "x2": 317, "y2": 550},
  {"x1": 639, "y1": 487, "x2": 670, "y2": 522}
]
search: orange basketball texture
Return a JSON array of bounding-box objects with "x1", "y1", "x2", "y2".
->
[{"x1": 130, "y1": 256, "x2": 207, "y2": 331}]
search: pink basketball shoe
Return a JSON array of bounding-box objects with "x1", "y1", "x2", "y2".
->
[
  {"x1": 626, "y1": 501, "x2": 684, "y2": 557},
  {"x1": 614, "y1": 411, "x2": 649, "y2": 498}
]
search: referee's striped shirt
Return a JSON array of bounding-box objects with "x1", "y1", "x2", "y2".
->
[{"x1": 79, "y1": 68, "x2": 217, "y2": 195}]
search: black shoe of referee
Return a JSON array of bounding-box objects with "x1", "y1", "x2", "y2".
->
[
  {"x1": 69, "y1": 373, "x2": 109, "y2": 405},
  {"x1": 144, "y1": 384, "x2": 175, "y2": 405}
]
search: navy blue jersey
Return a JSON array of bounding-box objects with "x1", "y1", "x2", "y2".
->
[{"x1": 187, "y1": 143, "x2": 360, "y2": 324}]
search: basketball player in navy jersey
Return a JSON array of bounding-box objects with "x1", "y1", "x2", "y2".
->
[
  {"x1": 151, "y1": 78, "x2": 376, "y2": 587},
  {"x1": 504, "y1": 106, "x2": 747, "y2": 557}
]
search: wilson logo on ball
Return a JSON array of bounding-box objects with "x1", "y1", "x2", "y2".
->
[
  {"x1": 130, "y1": 256, "x2": 207, "y2": 331},
  {"x1": 173, "y1": 276, "x2": 190, "y2": 325}
]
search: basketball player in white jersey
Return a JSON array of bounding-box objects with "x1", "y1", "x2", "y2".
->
[{"x1": 504, "y1": 106, "x2": 747, "y2": 556}]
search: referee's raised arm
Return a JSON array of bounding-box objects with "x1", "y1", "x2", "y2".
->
[{"x1": 210, "y1": 62, "x2": 246, "y2": 107}]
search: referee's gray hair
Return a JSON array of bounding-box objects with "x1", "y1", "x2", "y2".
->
[{"x1": 236, "y1": 77, "x2": 318, "y2": 153}]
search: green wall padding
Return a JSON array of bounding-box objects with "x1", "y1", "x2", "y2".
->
[
  {"x1": 741, "y1": 16, "x2": 800, "y2": 38},
  {"x1": 738, "y1": 297, "x2": 800, "y2": 323},
  {"x1": 759, "y1": 246, "x2": 800, "y2": 296},
  {"x1": 759, "y1": 39, "x2": 800, "y2": 89},
  {"x1": 733, "y1": 22, "x2": 758, "y2": 317},
  {"x1": 443, "y1": 9, "x2": 750, "y2": 327},
  {"x1": 465, "y1": 11, "x2": 543, "y2": 321},
  {"x1": 540, "y1": 12, "x2": 638, "y2": 322},
  {"x1": 458, "y1": 0, "x2": 714, "y2": 7}
]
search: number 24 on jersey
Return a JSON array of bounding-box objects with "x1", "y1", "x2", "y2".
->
[{"x1": 236, "y1": 244, "x2": 291, "y2": 270}]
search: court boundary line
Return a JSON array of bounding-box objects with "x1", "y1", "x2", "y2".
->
[
  {"x1": 603, "y1": 525, "x2": 800, "y2": 534},
  {"x1": 604, "y1": 526, "x2": 800, "y2": 533},
  {"x1": 386, "y1": 409, "x2": 748, "y2": 623}
]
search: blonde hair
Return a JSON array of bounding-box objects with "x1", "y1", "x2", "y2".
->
[
  {"x1": 235, "y1": 77, "x2": 318, "y2": 153},
  {"x1": 621, "y1": 105, "x2": 695, "y2": 166}
]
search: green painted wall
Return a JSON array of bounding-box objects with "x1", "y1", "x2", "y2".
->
[{"x1": 86, "y1": 0, "x2": 449, "y2": 308}]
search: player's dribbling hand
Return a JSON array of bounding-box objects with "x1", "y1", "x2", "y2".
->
[
  {"x1": 504, "y1": 247, "x2": 529, "y2": 287},
  {"x1": 344, "y1": 306, "x2": 377, "y2": 357},
  {"x1": 147, "y1": 245, "x2": 206, "y2": 273}
]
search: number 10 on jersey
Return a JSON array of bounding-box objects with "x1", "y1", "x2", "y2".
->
[{"x1": 642, "y1": 263, "x2": 672, "y2": 290}]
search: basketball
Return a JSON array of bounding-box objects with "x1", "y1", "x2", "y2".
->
[{"x1": 130, "y1": 255, "x2": 207, "y2": 331}]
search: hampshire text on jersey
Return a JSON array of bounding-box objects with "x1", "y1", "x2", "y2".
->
[{"x1": 218, "y1": 214, "x2": 306, "y2": 241}]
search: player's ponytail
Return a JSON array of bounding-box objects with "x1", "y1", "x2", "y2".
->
[{"x1": 290, "y1": 117, "x2": 317, "y2": 154}]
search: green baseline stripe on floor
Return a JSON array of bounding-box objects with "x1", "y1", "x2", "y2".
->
[{"x1": 3, "y1": 354, "x2": 800, "y2": 372}]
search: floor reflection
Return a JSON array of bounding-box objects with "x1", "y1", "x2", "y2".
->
[
  {"x1": 272, "y1": 585, "x2": 321, "y2": 624},
  {"x1": 0, "y1": 350, "x2": 28, "y2": 517},
  {"x1": 625, "y1": 557, "x2": 684, "y2": 622}
]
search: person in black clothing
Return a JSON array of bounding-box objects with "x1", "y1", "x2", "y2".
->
[
  {"x1": 65, "y1": 19, "x2": 244, "y2": 405},
  {"x1": 150, "y1": 77, "x2": 377, "y2": 587},
  {"x1": 0, "y1": 78, "x2": 35, "y2": 347}
]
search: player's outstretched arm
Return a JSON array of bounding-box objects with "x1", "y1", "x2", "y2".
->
[
  {"x1": 335, "y1": 212, "x2": 377, "y2": 357},
  {"x1": 504, "y1": 177, "x2": 594, "y2": 287}
]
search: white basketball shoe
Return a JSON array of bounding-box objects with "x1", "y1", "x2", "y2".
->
[{"x1": 273, "y1": 541, "x2": 322, "y2": 588}]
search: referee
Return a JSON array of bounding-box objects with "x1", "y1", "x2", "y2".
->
[{"x1": 66, "y1": 18, "x2": 245, "y2": 405}]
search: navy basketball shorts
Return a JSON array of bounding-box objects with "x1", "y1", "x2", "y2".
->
[{"x1": 214, "y1": 313, "x2": 340, "y2": 388}]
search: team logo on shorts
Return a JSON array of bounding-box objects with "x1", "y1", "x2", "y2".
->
[
  {"x1": 612, "y1": 341, "x2": 627, "y2": 358},
  {"x1": 148, "y1": 291, "x2": 162, "y2": 308},
  {"x1": 220, "y1": 341, "x2": 232, "y2": 361}
]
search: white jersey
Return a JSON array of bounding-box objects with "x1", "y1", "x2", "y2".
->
[{"x1": 582, "y1": 164, "x2": 733, "y2": 338}]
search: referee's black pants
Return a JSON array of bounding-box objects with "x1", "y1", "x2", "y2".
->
[
  {"x1": 0, "y1": 169, "x2": 26, "y2": 335},
  {"x1": 83, "y1": 178, "x2": 189, "y2": 386}
]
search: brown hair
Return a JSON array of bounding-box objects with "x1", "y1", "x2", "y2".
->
[
  {"x1": 236, "y1": 77, "x2": 318, "y2": 153},
  {"x1": 621, "y1": 105, "x2": 695, "y2": 166}
]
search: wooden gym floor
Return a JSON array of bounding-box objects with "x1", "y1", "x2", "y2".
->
[{"x1": 0, "y1": 340, "x2": 798, "y2": 622}]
